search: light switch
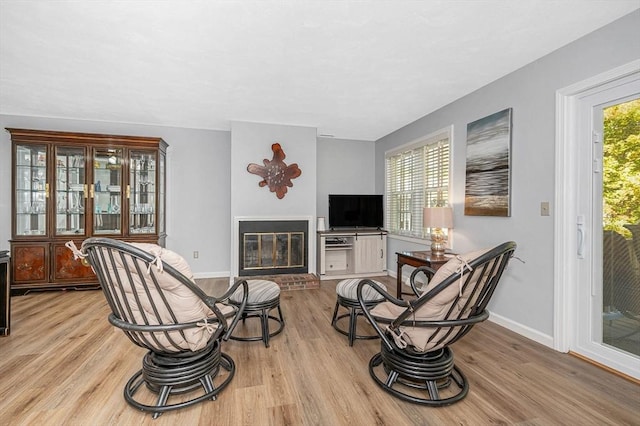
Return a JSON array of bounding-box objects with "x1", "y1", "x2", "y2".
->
[{"x1": 540, "y1": 202, "x2": 550, "y2": 216}]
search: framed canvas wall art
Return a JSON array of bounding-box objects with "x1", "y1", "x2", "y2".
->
[{"x1": 464, "y1": 108, "x2": 512, "y2": 217}]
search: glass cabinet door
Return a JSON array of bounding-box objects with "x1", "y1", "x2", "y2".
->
[
  {"x1": 54, "y1": 147, "x2": 86, "y2": 236},
  {"x1": 15, "y1": 144, "x2": 48, "y2": 236},
  {"x1": 129, "y1": 151, "x2": 157, "y2": 235},
  {"x1": 93, "y1": 148, "x2": 124, "y2": 235}
]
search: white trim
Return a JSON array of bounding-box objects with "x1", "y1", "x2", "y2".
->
[
  {"x1": 388, "y1": 233, "x2": 429, "y2": 245},
  {"x1": 384, "y1": 125, "x2": 453, "y2": 157},
  {"x1": 488, "y1": 312, "x2": 555, "y2": 349},
  {"x1": 193, "y1": 271, "x2": 230, "y2": 279},
  {"x1": 388, "y1": 233, "x2": 456, "y2": 258},
  {"x1": 554, "y1": 59, "x2": 640, "y2": 353},
  {"x1": 384, "y1": 125, "x2": 453, "y2": 239}
]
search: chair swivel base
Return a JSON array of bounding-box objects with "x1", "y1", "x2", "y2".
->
[
  {"x1": 124, "y1": 338, "x2": 235, "y2": 418},
  {"x1": 368, "y1": 343, "x2": 469, "y2": 406},
  {"x1": 229, "y1": 298, "x2": 285, "y2": 348}
]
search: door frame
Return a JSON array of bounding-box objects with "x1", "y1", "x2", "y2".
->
[{"x1": 554, "y1": 59, "x2": 640, "y2": 355}]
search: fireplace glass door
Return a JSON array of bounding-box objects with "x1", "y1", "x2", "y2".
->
[{"x1": 243, "y1": 232, "x2": 305, "y2": 271}]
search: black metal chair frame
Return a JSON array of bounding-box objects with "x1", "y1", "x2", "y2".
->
[
  {"x1": 81, "y1": 237, "x2": 248, "y2": 418},
  {"x1": 332, "y1": 294, "x2": 382, "y2": 346},
  {"x1": 228, "y1": 295, "x2": 285, "y2": 348},
  {"x1": 357, "y1": 241, "x2": 517, "y2": 406}
]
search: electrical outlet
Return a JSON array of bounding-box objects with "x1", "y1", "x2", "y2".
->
[
  {"x1": 540, "y1": 202, "x2": 550, "y2": 216},
  {"x1": 193, "y1": 251, "x2": 199, "y2": 259}
]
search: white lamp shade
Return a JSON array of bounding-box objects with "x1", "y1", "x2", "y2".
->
[{"x1": 423, "y1": 207, "x2": 453, "y2": 229}]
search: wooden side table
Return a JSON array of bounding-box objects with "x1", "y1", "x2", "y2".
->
[{"x1": 396, "y1": 251, "x2": 454, "y2": 299}]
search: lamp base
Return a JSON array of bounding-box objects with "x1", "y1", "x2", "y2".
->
[
  {"x1": 430, "y1": 241, "x2": 446, "y2": 257},
  {"x1": 430, "y1": 229, "x2": 447, "y2": 257}
]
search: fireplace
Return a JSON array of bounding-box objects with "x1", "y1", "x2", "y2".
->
[{"x1": 238, "y1": 220, "x2": 308, "y2": 277}]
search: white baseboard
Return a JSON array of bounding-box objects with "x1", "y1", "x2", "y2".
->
[
  {"x1": 193, "y1": 271, "x2": 230, "y2": 280},
  {"x1": 488, "y1": 311, "x2": 555, "y2": 350},
  {"x1": 391, "y1": 268, "x2": 556, "y2": 350}
]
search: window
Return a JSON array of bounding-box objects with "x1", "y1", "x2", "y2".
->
[{"x1": 385, "y1": 127, "x2": 451, "y2": 239}]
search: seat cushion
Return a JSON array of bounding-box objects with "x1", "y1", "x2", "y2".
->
[
  {"x1": 104, "y1": 242, "x2": 230, "y2": 353},
  {"x1": 230, "y1": 279, "x2": 280, "y2": 304},
  {"x1": 371, "y1": 247, "x2": 492, "y2": 352},
  {"x1": 337, "y1": 278, "x2": 386, "y2": 302}
]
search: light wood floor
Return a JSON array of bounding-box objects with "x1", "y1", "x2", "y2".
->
[{"x1": 1, "y1": 275, "x2": 639, "y2": 425}]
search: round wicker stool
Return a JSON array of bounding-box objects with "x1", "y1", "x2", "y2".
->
[
  {"x1": 229, "y1": 279, "x2": 285, "y2": 348},
  {"x1": 331, "y1": 278, "x2": 387, "y2": 346}
]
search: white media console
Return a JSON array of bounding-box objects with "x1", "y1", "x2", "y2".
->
[{"x1": 316, "y1": 229, "x2": 387, "y2": 280}]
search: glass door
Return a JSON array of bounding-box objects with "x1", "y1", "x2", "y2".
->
[
  {"x1": 574, "y1": 74, "x2": 640, "y2": 379},
  {"x1": 600, "y1": 98, "x2": 640, "y2": 358},
  {"x1": 14, "y1": 144, "x2": 48, "y2": 236},
  {"x1": 129, "y1": 150, "x2": 157, "y2": 235},
  {"x1": 54, "y1": 146, "x2": 86, "y2": 236},
  {"x1": 93, "y1": 148, "x2": 124, "y2": 235}
]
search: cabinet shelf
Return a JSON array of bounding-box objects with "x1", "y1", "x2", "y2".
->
[
  {"x1": 325, "y1": 244, "x2": 353, "y2": 250},
  {"x1": 56, "y1": 167, "x2": 83, "y2": 171},
  {"x1": 16, "y1": 164, "x2": 46, "y2": 169},
  {"x1": 15, "y1": 189, "x2": 46, "y2": 193}
]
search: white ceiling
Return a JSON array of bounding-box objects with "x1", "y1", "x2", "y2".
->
[{"x1": 0, "y1": 1, "x2": 638, "y2": 141}]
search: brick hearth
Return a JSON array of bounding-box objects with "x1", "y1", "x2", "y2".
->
[{"x1": 246, "y1": 273, "x2": 320, "y2": 291}]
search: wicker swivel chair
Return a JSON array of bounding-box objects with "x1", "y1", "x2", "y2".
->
[
  {"x1": 357, "y1": 241, "x2": 516, "y2": 406},
  {"x1": 75, "y1": 238, "x2": 248, "y2": 418}
]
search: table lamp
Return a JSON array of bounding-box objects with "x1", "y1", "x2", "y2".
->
[{"x1": 423, "y1": 206, "x2": 453, "y2": 257}]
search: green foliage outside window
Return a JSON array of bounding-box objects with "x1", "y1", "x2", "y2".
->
[{"x1": 603, "y1": 99, "x2": 640, "y2": 238}]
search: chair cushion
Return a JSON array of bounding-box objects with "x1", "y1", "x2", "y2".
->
[
  {"x1": 337, "y1": 278, "x2": 386, "y2": 301},
  {"x1": 106, "y1": 242, "x2": 231, "y2": 353},
  {"x1": 371, "y1": 247, "x2": 491, "y2": 352},
  {"x1": 230, "y1": 279, "x2": 280, "y2": 304}
]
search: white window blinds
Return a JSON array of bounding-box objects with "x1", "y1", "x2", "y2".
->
[{"x1": 385, "y1": 129, "x2": 450, "y2": 238}]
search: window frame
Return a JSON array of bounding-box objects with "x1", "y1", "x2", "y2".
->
[{"x1": 384, "y1": 126, "x2": 452, "y2": 240}]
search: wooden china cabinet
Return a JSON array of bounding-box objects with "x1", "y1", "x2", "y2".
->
[{"x1": 7, "y1": 128, "x2": 167, "y2": 294}]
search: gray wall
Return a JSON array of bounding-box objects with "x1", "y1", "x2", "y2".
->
[
  {"x1": 229, "y1": 121, "x2": 319, "y2": 277},
  {"x1": 230, "y1": 121, "x2": 317, "y2": 220},
  {"x1": 316, "y1": 136, "x2": 378, "y2": 225},
  {"x1": 375, "y1": 10, "x2": 640, "y2": 344}
]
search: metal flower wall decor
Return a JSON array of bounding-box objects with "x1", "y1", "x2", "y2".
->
[{"x1": 247, "y1": 143, "x2": 302, "y2": 199}]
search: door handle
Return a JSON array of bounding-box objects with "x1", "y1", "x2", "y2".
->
[{"x1": 577, "y1": 215, "x2": 585, "y2": 259}]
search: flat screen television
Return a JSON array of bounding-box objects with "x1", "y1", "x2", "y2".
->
[{"x1": 328, "y1": 194, "x2": 384, "y2": 229}]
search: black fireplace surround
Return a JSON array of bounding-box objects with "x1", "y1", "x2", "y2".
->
[{"x1": 238, "y1": 220, "x2": 308, "y2": 277}]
